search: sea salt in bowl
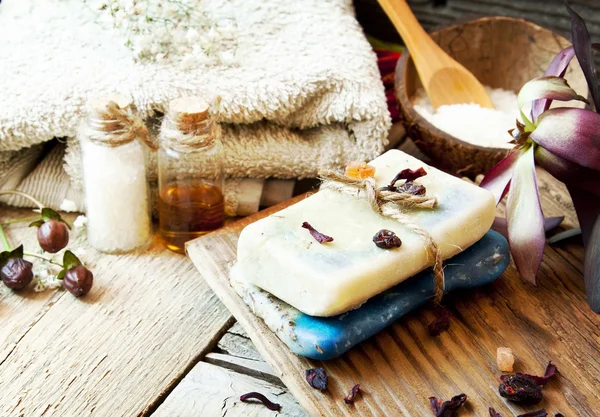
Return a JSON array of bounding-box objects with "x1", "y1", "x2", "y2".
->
[{"x1": 395, "y1": 17, "x2": 587, "y2": 177}]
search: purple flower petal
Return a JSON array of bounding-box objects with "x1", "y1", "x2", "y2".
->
[
  {"x1": 506, "y1": 146, "x2": 545, "y2": 285},
  {"x1": 518, "y1": 76, "x2": 587, "y2": 110},
  {"x1": 492, "y1": 216, "x2": 564, "y2": 239},
  {"x1": 480, "y1": 150, "x2": 520, "y2": 206},
  {"x1": 530, "y1": 108, "x2": 600, "y2": 171},
  {"x1": 531, "y1": 46, "x2": 576, "y2": 122},
  {"x1": 534, "y1": 146, "x2": 600, "y2": 196}
]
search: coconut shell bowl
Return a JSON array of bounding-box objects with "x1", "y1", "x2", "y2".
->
[{"x1": 395, "y1": 16, "x2": 587, "y2": 177}]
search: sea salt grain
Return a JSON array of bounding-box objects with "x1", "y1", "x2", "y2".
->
[{"x1": 413, "y1": 87, "x2": 519, "y2": 149}]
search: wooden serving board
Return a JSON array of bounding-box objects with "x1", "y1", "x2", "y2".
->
[{"x1": 187, "y1": 183, "x2": 600, "y2": 417}]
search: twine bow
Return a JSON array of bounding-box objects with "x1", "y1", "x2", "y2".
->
[
  {"x1": 88, "y1": 101, "x2": 157, "y2": 150},
  {"x1": 319, "y1": 170, "x2": 445, "y2": 303}
]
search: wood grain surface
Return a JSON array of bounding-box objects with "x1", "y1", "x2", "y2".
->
[
  {"x1": 187, "y1": 167, "x2": 599, "y2": 417},
  {"x1": 0, "y1": 209, "x2": 232, "y2": 416}
]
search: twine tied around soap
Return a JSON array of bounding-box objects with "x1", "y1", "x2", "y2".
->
[
  {"x1": 87, "y1": 101, "x2": 157, "y2": 151},
  {"x1": 319, "y1": 170, "x2": 445, "y2": 303},
  {"x1": 160, "y1": 97, "x2": 221, "y2": 154}
]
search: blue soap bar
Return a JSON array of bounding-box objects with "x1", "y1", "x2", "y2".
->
[{"x1": 232, "y1": 230, "x2": 510, "y2": 360}]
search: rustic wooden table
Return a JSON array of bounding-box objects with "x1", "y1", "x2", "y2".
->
[{"x1": 1, "y1": 137, "x2": 598, "y2": 417}]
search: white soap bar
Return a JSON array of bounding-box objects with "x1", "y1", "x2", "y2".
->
[{"x1": 233, "y1": 150, "x2": 495, "y2": 317}]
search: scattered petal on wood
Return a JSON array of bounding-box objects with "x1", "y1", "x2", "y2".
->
[
  {"x1": 305, "y1": 367, "x2": 328, "y2": 391},
  {"x1": 517, "y1": 409, "x2": 548, "y2": 417},
  {"x1": 344, "y1": 384, "x2": 360, "y2": 404},
  {"x1": 429, "y1": 393, "x2": 467, "y2": 416},
  {"x1": 239, "y1": 392, "x2": 282, "y2": 411},
  {"x1": 489, "y1": 407, "x2": 502, "y2": 417},
  {"x1": 516, "y1": 361, "x2": 557, "y2": 386}
]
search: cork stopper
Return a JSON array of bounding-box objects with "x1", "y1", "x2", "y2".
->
[
  {"x1": 168, "y1": 97, "x2": 211, "y2": 135},
  {"x1": 88, "y1": 94, "x2": 135, "y2": 133}
]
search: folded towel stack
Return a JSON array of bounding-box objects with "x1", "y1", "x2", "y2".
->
[{"x1": 0, "y1": 0, "x2": 391, "y2": 214}]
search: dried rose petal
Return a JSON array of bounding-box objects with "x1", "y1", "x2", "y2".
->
[
  {"x1": 239, "y1": 392, "x2": 281, "y2": 411},
  {"x1": 517, "y1": 410, "x2": 547, "y2": 417},
  {"x1": 305, "y1": 367, "x2": 328, "y2": 391},
  {"x1": 496, "y1": 347, "x2": 515, "y2": 372},
  {"x1": 516, "y1": 361, "x2": 557, "y2": 386},
  {"x1": 397, "y1": 181, "x2": 427, "y2": 195},
  {"x1": 489, "y1": 407, "x2": 502, "y2": 417},
  {"x1": 390, "y1": 167, "x2": 428, "y2": 186},
  {"x1": 429, "y1": 393, "x2": 467, "y2": 417},
  {"x1": 344, "y1": 384, "x2": 360, "y2": 404},
  {"x1": 499, "y1": 374, "x2": 543, "y2": 404},
  {"x1": 427, "y1": 306, "x2": 451, "y2": 336},
  {"x1": 301, "y1": 222, "x2": 333, "y2": 244},
  {"x1": 373, "y1": 229, "x2": 402, "y2": 249}
]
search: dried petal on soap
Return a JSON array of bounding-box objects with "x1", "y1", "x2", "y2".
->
[
  {"x1": 345, "y1": 161, "x2": 376, "y2": 179},
  {"x1": 396, "y1": 181, "x2": 427, "y2": 195},
  {"x1": 499, "y1": 374, "x2": 543, "y2": 404},
  {"x1": 373, "y1": 229, "x2": 402, "y2": 249},
  {"x1": 344, "y1": 384, "x2": 360, "y2": 404},
  {"x1": 239, "y1": 392, "x2": 282, "y2": 411},
  {"x1": 427, "y1": 306, "x2": 451, "y2": 336},
  {"x1": 305, "y1": 368, "x2": 328, "y2": 391},
  {"x1": 489, "y1": 407, "x2": 502, "y2": 417},
  {"x1": 516, "y1": 361, "x2": 557, "y2": 386},
  {"x1": 497, "y1": 347, "x2": 515, "y2": 372},
  {"x1": 389, "y1": 167, "x2": 428, "y2": 186},
  {"x1": 429, "y1": 393, "x2": 467, "y2": 416},
  {"x1": 301, "y1": 222, "x2": 334, "y2": 244},
  {"x1": 517, "y1": 410, "x2": 548, "y2": 417}
]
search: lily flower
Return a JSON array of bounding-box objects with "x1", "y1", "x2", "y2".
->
[{"x1": 480, "y1": 2, "x2": 600, "y2": 311}]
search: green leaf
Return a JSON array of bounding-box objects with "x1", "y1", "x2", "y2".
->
[
  {"x1": 0, "y1": 244, "x2": 24, "y2": 269},
  {"x1": 57, "y1": 269, "x2": 66, "y2": 280},
  {"x1": 62, "y1": 250, "x2": 82, "y2": 270},
  {"x1": 29, "y1": 219, "x2": 45, "y2": 228},
  {"x1": 41, "y1": 208, "x2": 61, "y2": 222}
]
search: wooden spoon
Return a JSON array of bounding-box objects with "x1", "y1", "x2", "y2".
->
[{"x1": 377, "y1": 0, "x2": 494, "y2": 110}]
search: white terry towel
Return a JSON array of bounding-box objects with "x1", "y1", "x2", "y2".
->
[{"x1": 0, "y1": 0, "x2": 391, "y2": 185}]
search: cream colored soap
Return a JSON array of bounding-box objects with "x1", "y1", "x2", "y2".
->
[{"x1": 233, "y1": 150, "x2": 495, "y2": 317}]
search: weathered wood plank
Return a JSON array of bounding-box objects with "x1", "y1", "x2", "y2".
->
[
  {"x1": 0, "y1": 207, "x2": 233, "y2": 416},
  {"x1": 217, "y1": 332, "x2": 263, "y2": 361},
  {"x1": 187, "y1": 171, "x2": 599, "y2": 416},
  {"x1": 153, "y1": 361, "x2": 307, "y2": 417}
]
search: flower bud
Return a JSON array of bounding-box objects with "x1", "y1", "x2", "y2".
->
[
  {"x1": 63, "y1": 265, "x2": 93, "y2": 297},
  {"x1": 1, "y1": 258, "x2": 33, "y2": 290},
  {"x1": 37, "y1": 220, "x2": 69, "y2": 253}
]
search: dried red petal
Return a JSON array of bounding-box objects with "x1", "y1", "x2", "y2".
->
[
  {"x1": 489, "y1": 407, "x2": 502, "y2": 417},
  {"x1": 301, "y1": 222, "x2": 334, "y2": 244},
  {"x1": 499, "y1": 374, "x2": 543, "y2": 404},
  {"x1": 389, "y1": 167, "x2": 428, "y2": 186},
  {"x1": 239, "y1": 392, "x2": 282, "y2": 411},
  {"x1": 397, "y1": 181, "x2": 427, "y2": 195},
  {"x1": 429, "y1": 393, "x2": 467, "y2": 416},
  {"x1": 516, "y1": 361, "x2": 557, "y2": 386},
  {"x1": 427, "y1": 306, "x2": 451, "y2": 336},
  {"x1": 305, "y1": 368, "x2": 328, "y2": 391},
  {"x1": 372, "y1": 229, "x2": 402, "y2": 249},
  {"x1": 344, "y1": 384, "x2": 360, "y2": 404},
  {"x1": 517, "y1": 410, "x2": 547, "y2": 417}
]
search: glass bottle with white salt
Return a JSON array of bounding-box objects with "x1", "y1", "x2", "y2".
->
[
  {"x1": 157, "y1": 97, "x2": 225, "y2": 253},
  {"x1": 79, "y1": 95, "x2": 153, "y2": 253}
]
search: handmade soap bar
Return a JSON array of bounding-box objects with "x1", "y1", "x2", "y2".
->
[
  {"x1": 231, "y1": 230, "x2": 510, "y2": 360},
  {"x1": 234, "y1": 150, "x2": 495, "y2": 317}
]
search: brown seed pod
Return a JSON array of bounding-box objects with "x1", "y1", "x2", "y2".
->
[
  {"x1": 37, "y1": 220, "x2": 69, "y2": 253},
  {"x1": 1, "y1": 258, "x2": 33, "y2": 290},
  {"x1": 63, "y1": 265, "x2": 93, "y2": 297}
]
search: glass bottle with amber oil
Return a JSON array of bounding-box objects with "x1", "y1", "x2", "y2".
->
[{"x1": 158, "y1": 97, "x2": 225, "y2": 253}]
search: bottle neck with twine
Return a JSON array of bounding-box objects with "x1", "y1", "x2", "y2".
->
[
  {"x1": 160, "y1": 96, "x2": 221, "y2": 154},
  {"x1": 85, "y1": 95, "x2": 156, "y2": 151}
]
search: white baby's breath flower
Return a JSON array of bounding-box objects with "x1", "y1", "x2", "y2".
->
[
  {"x1": 60, "y1": 199, "x2": 78, "y2": 212},
  {"x1": 73, "y1": 215, "x2": 88, "y2": 229}
]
